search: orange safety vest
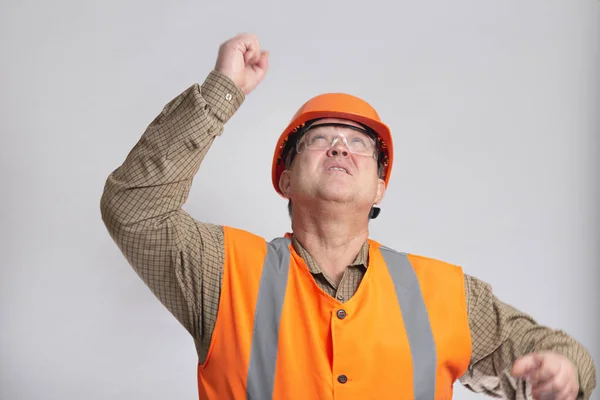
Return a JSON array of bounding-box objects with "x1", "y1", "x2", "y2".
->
[{"x1": 198, "y1": 227, "x2": 472, "y2": 399}]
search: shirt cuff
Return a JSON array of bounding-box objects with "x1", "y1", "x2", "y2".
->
[{"x1": 200, "y1": 70, "x2": 245, "y2": 127}]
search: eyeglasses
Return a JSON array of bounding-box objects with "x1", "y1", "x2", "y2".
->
[{"x1": 295, "y1": 128, "x2": 377, "y2": 159}]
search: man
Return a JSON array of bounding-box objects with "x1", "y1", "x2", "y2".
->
[{"x1": 100, "y1": 33, "x2": 596, "y2": 399}]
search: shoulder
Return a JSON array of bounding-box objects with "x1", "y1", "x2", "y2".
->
[
  {"x1": 222, "y1": 225, "x2": 264, "y2": 240},
  {"x1": 222, "y1": 226, "x2": 290, "y2": 254},
  {"x1": 222, "y1": 226, "x2": 266, "y2": 249},
  {"x1": 371, "y1": 240, "x2": 463, "y2": 272}
]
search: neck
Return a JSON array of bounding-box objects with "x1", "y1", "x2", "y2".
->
[{"x1": 291, "y1": 201, "x2": 369, "y2": 284}]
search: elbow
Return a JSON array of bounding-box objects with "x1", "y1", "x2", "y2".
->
[{"x1": 100, "y1": 181, "x2": 121, "y2": 231}]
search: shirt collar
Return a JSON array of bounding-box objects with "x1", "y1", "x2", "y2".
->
[{"x1": 291, "y1": 234, "x2": 369, "y2": 275}]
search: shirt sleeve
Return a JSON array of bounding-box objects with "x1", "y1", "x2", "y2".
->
[
  {"x1": 100, "y1": 70, "x2": 244, "y2": 360},
  {"x1": 460, "y1": 274, "x2": 597, "y2": 399}
]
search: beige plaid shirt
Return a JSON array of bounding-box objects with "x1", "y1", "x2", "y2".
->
[{"x1": 100, "y1": 70, "x2": 596, "y2": 399}]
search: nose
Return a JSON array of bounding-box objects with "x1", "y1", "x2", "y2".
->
[{"x1": 327, "y1": 141, "x2": 349, "y2": 158}]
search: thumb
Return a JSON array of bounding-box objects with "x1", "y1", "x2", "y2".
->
[
  {"x1": 512, "y1": 353, "x2": 544, "y2": 378},
  {"x1": 255, "y1": 51, "x2": 269, "y2": 73},
  {"x1": 251, "y1": 51, "x2": 269, "y2": 81}
]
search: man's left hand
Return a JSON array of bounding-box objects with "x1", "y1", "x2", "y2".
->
[{"x1": 512, "y1": 351, "x2": 580, "y2": 399}]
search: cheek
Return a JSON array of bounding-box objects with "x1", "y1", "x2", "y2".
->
[
  {"x1": 292, "y1": 154, "x2": 320, "y2": 177},
  {"x1": 287, "y1": 156, "x2": 315, "y2": 190},
  {"x1": 356, "y1": 158, "x2": 379, "y2": 178},
  {"x1": 357, "y1": 161, "x2": 382, "y2": 192}
]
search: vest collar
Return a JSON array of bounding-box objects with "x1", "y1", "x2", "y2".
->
[{"x1": 289, "y1": 233, "x2": 369, "y2": 275}]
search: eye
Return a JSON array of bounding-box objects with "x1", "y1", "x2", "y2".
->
[
  {"x1": 349, "y1": 136, "x2": 368, "y2": 148},
  {"x1": 309, "y1": 134, "x2": 328, "y2": 144}
]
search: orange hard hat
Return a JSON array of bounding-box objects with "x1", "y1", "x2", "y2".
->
[{"x1": 271, "y1": 92, "x2": 394, "y2": 197}]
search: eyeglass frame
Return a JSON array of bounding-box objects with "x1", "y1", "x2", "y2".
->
[
  {"x1": 283, "y1": 120, "x2": 382, "y2": 167},
  {"x1": 295, "y1": 123, "x2": 379, "y2": 160}
]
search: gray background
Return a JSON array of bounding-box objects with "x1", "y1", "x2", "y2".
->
[{"x1": 1, "y1": 0, "x2": 598, "y2": 399}]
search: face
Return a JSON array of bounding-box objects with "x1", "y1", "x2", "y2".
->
[{"x1": 279, "y1": 118, "x2": 386, "y2": 209}]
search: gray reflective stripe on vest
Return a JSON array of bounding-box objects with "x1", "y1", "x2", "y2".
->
[
  {"x1": 247, "y1": 240, "x2": 436, "y2": 400},
  {"x1": 247, "y1": 237, "x2": 291, "y2": 400},
  {"x1": 380, "y1": 246, "x2": 437, "y2": 400}
]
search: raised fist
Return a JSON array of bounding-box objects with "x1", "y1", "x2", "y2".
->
[{"x1": 214, "y1": 33, "x2": 269, "y2": 95}]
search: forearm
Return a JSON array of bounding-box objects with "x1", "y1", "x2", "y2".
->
[
  {"x1": 101, "y1": 71, "x2": 244, "y2": 226},
  {"x1": 460, "y1": 275, "x2": 597, "y2": 399}
]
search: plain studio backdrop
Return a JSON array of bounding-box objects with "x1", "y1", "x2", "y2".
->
[{"x1": 1, "y1": 0, "x2": 598, "y2": 399}]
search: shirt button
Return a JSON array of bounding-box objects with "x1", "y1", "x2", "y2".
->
[
  {"x1": 225, "y1": 93, "x2": 233, "y2": 101},
  {"x1": 337, "y1": 374, "x2": 348, "y2": 384},
  {"x1": 336, "y1": 294, "x2": 344, "y2": 301},
  {"x1": 336, "y1": 309, "x2": 346, "y2": 319}
]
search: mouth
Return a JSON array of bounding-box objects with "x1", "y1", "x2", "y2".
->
[{"x1": 327, "y1": 166, "x2": 349, "y2": 174}]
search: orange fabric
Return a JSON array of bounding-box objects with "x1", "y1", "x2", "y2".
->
[
  {"x1": 271, "y1": 92, "x2": 394, "y2": 197},
  {"x1": 198, "y1": 227, "x2": 472, "y2": 399},
  {"x1": 407, "y1": 254, "x2": 473, "y2": 399}
]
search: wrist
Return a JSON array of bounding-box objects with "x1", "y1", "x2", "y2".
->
[{"x1": 201, "y1": 70, "x2": 245, "y2": 125}]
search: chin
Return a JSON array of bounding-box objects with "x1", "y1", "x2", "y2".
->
[{"x1": 317, "y1": 186, "x2": 354, "y2": 203}]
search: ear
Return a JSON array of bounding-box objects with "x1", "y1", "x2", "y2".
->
[
  {"x1": 374, "y1": 178, "x2": 386, "y2": 204},
  {"x1": 279, "y1": 170, "x2": 292, "y2": 198}
]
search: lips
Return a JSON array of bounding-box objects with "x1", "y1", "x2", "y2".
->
[
  {"x1": 326, "y1": 164, "x2": 351, "y2": 175},
  {"x1": 328, "y1": 167, "x2": 347, "y2": 173}
]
